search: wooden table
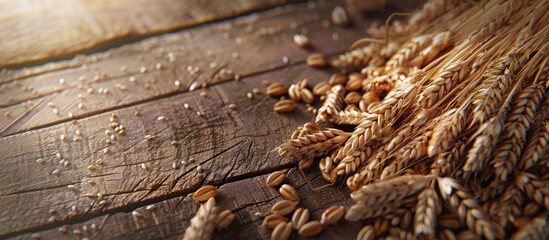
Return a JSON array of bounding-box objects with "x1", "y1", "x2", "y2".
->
[{"x1": 0, "y1": 0, "x2": 388, "y2": 239}]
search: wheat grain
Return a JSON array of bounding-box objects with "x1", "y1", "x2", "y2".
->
[
  {"x1": 307, "y1": 54, "x2": 328, "y2": 68},
  {"x1": 279, "y1": 184, "x2": 300, "y2": 202},
  {"x1": 216, "y1": 210, "x2": 235, "y2": 230},
  {"x1": 271, "y1": 222, "x2": 292, "y2": 240},
  {"x1": 298, "y1": 220, "x2": 323, "y2": 237},
  {"x1": 293, "y1": 34, "x2": 310, "y2": 48},
  {"x1": 271, "y1": 200, "x2": 298, "y2": 216},
  {"x1": 262, "y1": 214, "x2": 287, "y2": 229},
  {"x1": 274, "y1": 99, "x2": 297, "y2": 113},
  {"x1": 320, "y1": 205, "x2": 345, "y2": 225},
  {"x1": 291, "y1": 207, "x2": 309, "y2": 230},
  {"x1": 266, "y1": 82, "x2": 288, "y2": 97},
  {"x1": 356, "y1": 225, "x2": 376, "y2": 240},
  {"x1": 192, "y1": 185, "x2": 218, "y2": 202},
  {"x1": 332, "y1": 6, "x2": 350, "y2": 27}
]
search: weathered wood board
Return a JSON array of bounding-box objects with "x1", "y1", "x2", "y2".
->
[
  {"x1": 0, "y1": 0, "x2": 292, "y2": 67},
  {"x1": 0, "y1": 0, "x2": 385, "y2": 239},
  {"x1": 0, "y1": 0, "x2": 369, "y2": 137}
]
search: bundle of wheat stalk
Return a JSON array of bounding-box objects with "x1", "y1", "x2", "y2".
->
[{"x1": 277, "y1": 0, "x2": 549, "y2": 239}]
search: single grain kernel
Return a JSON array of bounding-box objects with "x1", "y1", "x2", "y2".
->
[
  {"x1": 273, "y1": 99, "x2": 297, "y2": 113},
  {"x1": 300, "y1": 88, "x2": 315, "y2": 104},
  {"x1": 293, "y1": 34, "x2": 311, "y2": 48},
  {"x1": 306, "y1": 54, "x2": 328, "y2": 68},
  {"x1": 313, "y1": 81, "x2": 332, "y2": 96},
  {"x1": 192, "y1": 185, "x2": 218, "y2": 202},
  {"x1": 329, "y1": 73, "x2": 347, "y2": 85},
  {"x1": 320, "y1": 205, "x2": 345, "y2": 225},
  {"x1": 279, "y1": 184, "x2": 300, "y2": 202},
  {"x1": 298, "y1": 220, "x2": 323, "y2": 237},
  {"x1": 292, "y1": 208, "x2": 310, "y2": 230},
  {"x1": 332, "y1": 6, "x2": 351, "y2": 27},
  {"x1": 266, "y1": 170, "x2": 286, "y2": 187},
  {"x1": 271, "y1": 200, "x2": 298, "y2": 215},
  {"x1": 345, "y1": 92, "x2": 362, "y2": 104},
  {"x1": 299, "y1": 158, "x2": 314, "y2": 170},
  {"x1": 266, "y1": 82, "x2": 288, "y2": 97},
  {"x1": 216, "y1": 209, "x2": 236, "y2": 230},
  {"x1": 262, "y1": 214, "x2": 288, "y2": 229},
  {"x1": 271, "y1": 222, "x2": 292, "y2": 240}
]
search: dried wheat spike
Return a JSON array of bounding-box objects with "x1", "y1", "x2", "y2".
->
[
  {"x1": 428, "y1": 105, "x2": 468, "y2": 157},
  {"x1": 388, "y1": 227, "x2": 415, "y2": 240},
  {"x1": 510, "y1": 211, "x2": 549, "y2": 240},
  {"x1": 332, "y1": 44, "x2": 382, "y2": 69},
  {"x1": 351, "y1": 175, "x2": 432, "y2": 206},
  {"x1": 386, "y1": 110, "x2": 432, "y2": 153},
  {"x1": 385, "y1": 34, "x2": 433, "y2": 71},
  {"x1": 417, "y1": 60, "x2": 469, "y2": 109},
  {"x1": 471, "y1": 53, "x2": 519, "y2": 125},
  {"x1": 363, "y1": 75, "x2": 396, "y2": 92},
  {"x1": 515, "y1": 172, "x2": 549, "y2": 209},
  {"x1": 330, "y1": 110, "x2": 374, "y2": 125},
  {"x1": 517, "y1": 120, "x2": 549, "y2": 171},
  {"x1": 345, "y1": 197, "x2": 417, "y2": 222},
  {"x1": 408, "y1": 0, "x2": 458, "y2": 30},
  {"x1": 334, "y1": 146, "x2": 374, "y2": 176},
  {"x1": 343, "y1": 85, "x2": 418, "y2": 155},
  {"x1": 414, "y1": 186, "x2": 441, "y2": 240},
  {"x1": 490, "y1": 84, "x2": 545, "y2": 180},
  {"x1": 407, "y1": 31, "x2": 452, "y2": 68},
  {"x1": 474, "y1": 180, "x2": 506, "y2": 203},
  {"x1": 437, "y1": 177, "x2": 505, "y2": 240},
  {"x1": 463, "y1": 116, "x2": 504, "y2": 174},
  {"x1": 183, "y1": 198, "x2": 219, "y2": 240},
  {"x1": 317, "y1": 85, "x2": 346, "y2": 122},
  {"x1": 398, "y1": 130, "x2": 433, "y2": 164},
  {"x1": 430, "y1": 141, "x2": 465, "y2": 177},
  {"x1": 277, "y1": 127, "x2": 350, "y2": 158},
  {"x1": 468, "y1": 0, "x2": 526, "y2": 43},
  {"x1": 487, "y1": 186, "x2": 523, "y2": 228}
]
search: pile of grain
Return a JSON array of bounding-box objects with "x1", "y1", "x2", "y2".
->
[{"x1": 273, "y1": 0, "x2": 548, "y2": 239}]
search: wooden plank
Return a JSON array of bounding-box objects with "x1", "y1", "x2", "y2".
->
[
  {"x1": 0, "y1": 0, "x2": 292, "y2": 67},
  {"x1": 0, "y1": 63, "x2": 344, "y2": 238},
  {"x1": 0, "y1": 0, "x2": 369, "y2": 136},
  {"x1": 9, "y1": 168, "x2": 359, "y2": 240}
]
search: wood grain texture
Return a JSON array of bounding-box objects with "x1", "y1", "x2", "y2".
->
[
  {"x1": 0, "y1": 0, "x2": 291, "y2": 67},
  {"x1": 0, "y1": 63, "x2": 352, "y2": 238},
  {"x1": 0, "y1": 0, "x2": 369, "y2": 137},
  {"x1": 9, "y1": 168, "x2": 360, "y2": 240}
]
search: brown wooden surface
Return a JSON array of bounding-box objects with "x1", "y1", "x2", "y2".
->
[
  {"x1": 0, "y1": 1, "x2": 379, "y2": 239},
  {"x1": 0, "y1": 0, "x2": 292, "y2": 68}
]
